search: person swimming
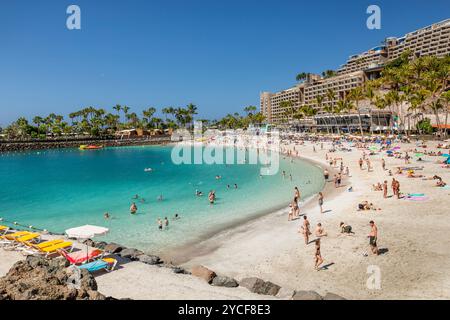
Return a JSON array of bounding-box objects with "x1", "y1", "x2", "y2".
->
[
  {"x1": 130, "y1": 203, "x2": 137, "y2": 214},
  {"x1": 104, "y1": 212, "x2": 110, "y2": 219},
  {"x1": 173, "y1": 213, "x2": 180, "y2": 220},
  {"x1": 133, "y1": 194, "x2": 139, "y2": 199},
  {"x1": 196, "y1": 190, "x2": 203, "y2": 196},
  {"x1": 157, "y1": 194, "x2": 163, "y2": 201}
]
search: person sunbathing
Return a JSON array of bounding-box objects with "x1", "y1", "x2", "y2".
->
[
  {"x1": 436, "y1": 180, "x2": 447, "y2": 187},
  {"x1": 395, "y1": 167, "x2": 403, "y2": 174}
]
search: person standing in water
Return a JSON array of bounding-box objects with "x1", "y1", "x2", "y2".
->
[
  {"x1": 157, "y1": 218, "x2": 163, "y2": 230},
  {"x1": 164, "y1": 217, "x2": 169, "y2": 229},
  {"x1": 294, "y1": 187, "x2": 301, "y2": 203}
]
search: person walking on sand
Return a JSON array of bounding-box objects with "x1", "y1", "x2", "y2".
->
[
  {"x1": 318, "y1": 192, "x2": 324, "y2": 213},
  {"x1": 382, "y1": 158, "x2": 386, "y2": 171},
  {"x1": 299, "y1": 215, "x2": 311, "y2": 245},
  {"x1": 368, "y1": 220, "x2": 379, "y2": 255},
  {"x1": 314, "y1": 239, "x2": 324, "y2": 270},
  {"x1": 359, "y1": 158, "x2": 364, "y2": 170},
  {"x1": 315, "y1": 223, "x2": 327, "y2": 237},
  {"x1": 383, "y1": 180, "x2": 388, "y2": 198}
]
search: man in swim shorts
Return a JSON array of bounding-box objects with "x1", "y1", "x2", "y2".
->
[{"x1": 368, "y1": 220, "x2": 379, "y2": 255}]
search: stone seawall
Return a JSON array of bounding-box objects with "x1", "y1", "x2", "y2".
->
[{"x1": 0, "y1": 136, "x2": 172, "y2": 153}]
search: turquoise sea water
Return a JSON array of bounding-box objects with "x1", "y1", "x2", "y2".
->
[{"x1": 0, "y1": 146, "x2": 324, "y2": 254}]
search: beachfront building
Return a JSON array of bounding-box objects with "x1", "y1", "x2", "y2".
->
[{"x1": 260, "y1": 18, "x2": 450, "y2": 129}]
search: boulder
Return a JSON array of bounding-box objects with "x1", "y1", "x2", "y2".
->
[
  {"x1": 239, "y1": 277, "x2": 265, "y2": 294},
  {"x1": 323, "y1": 292, "x2": 346, "y2": 300},
  {"x1": 276, "y1": 287, "x2": 295, "y2": 300},
  {"x1": 104, "y1": 243, "x2": 125, "y2": 254},
  {"x1": 191, "y1": 265, "x2": 216, "y2": 284},
  {"x1": 260, "y1": 281, "x2": 281, "y2": 296},
  {"x1": 211, "y1": 276, "x2": 239, "y2": 288},
  {"x1": 0, "y1": 256, "x2": 106, "y2": 300},
  {"x1": 137, "y1": 254, "x2": 162, "y2": 265},
  {"x1": 119, "y1": 248, "x2": 144, "y2": 260},
  {"x1": 292, "y1": 290, "x2": 323, "y2": 300},
  {"x1": 160, "y1": 263, "x2": 190, "y2": 274},
  {"x1": 239, "y1": 277, "x2": 280, "y2": 295}
]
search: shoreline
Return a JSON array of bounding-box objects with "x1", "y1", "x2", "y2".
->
[{"x1": 164, "y1": 153, "x2": 336, "y2": 265}]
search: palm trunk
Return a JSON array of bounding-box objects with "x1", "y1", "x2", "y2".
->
[{"x1": 356, "y1": 102, "x2": 364, "y2": 137}]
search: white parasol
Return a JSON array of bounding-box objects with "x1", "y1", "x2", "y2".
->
[{"x1": 65, "y1": 225, "x2": 109, "y2": 262}]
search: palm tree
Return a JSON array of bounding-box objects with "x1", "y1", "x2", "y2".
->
[
  {"x1": 314, "y1": 95, "x2": 328, "y2": 134},
  {"x1": 32, "y1": 116, "x2": 43, "y2": 137},
  {"x1": 348, "y1": 87, "x2": 365, "y2": 136},
  {"x1": 113, "y1": 105, "x2": 122, "y2": 125},
  {"x1": 296, "y1": 72, "x2": 308, "y2": 83},
  {"x1": 441, "y1": 91, "x2": 450, "y2": 137}
]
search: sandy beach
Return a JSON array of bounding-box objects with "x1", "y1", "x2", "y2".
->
[
  {"x1": 179, "y1": 139, "x2": 450, "y2": 299},
  {"x1": 2, "y1": 138, "x2": 450, "y2": 300}
]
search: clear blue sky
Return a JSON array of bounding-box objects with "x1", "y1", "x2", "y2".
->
[{"x1": 0, "y1": 0, "x2": 449, "y2": 126}]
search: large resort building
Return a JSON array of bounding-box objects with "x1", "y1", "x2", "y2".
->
[{"x1": 260, "y1": 18, "x2": 450, "y2": 130}]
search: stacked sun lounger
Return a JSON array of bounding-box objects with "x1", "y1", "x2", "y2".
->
[{"x1": 1, "y1": 227, "x2": 117, "y2": 273}]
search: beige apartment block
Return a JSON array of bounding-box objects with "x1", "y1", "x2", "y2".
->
[{"x1": 261, "y1": 19, "x2": 450, "y2": 124}]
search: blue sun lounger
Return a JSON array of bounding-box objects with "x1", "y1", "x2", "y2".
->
[{"x1": 78, "y1": 258, "x2": 117, "y2": 273}]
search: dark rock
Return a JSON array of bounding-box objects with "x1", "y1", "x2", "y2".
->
[
  {"x1": 0, "y1": 256, "x2": 105, "y2": 300},
  {"x1": 323, "y1": 292, "x2": 346, "y2": 300},
  {"x1": 160, "y1": 263, "x2": 190, "y2": 274},
  {"x1": 292, "y1": 290, "x2": 323, "y2": 300},
  {"x1": 104, "y1": 243, "x2": 125, "y2": 254},
  {"x1": 119, "y1": 248, "x2": 144, "y2": 260},
  {"x1": 260, "y1": 281, "x2": 281, "y2": 296},
  {"x1": 211, "y1": 276, "x2": 239, "y2": 288},
  {"x1": 191, "y1": 265, "x2": 216, "y2": 284},
  {"x1": 239, "y1": 277, "x2": 280, "y2": 295},
  {"x1": 137, "y1": 254, "x2": 162, "y2": 265},
  {"x1": 239, "y1": 277, "x2": 265, "y2": 293}
]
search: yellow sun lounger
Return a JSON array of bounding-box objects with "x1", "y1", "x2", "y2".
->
[
  {"x1": 15, "y1": 233, "x2": 41, "y2": 243},
  {"x1": 17, "y1": 239, "x2": 65, "y2": 255},
  {"x1": 0, "y1": 225, "x2": 9, "y2": 235},
  {"x1": 39, "y1": 241, "x2": 73, "y2": 255},
  {"x1": 2, "y1": 231, "x2": 31, "y2": 240},
  {"x1": 33, "y1": 239, "x2": 64, "y2": 249}
]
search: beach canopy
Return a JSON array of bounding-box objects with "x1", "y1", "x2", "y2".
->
[
  {"x1": 441, "y1": 154, "x2": 450, "y2": 157},
  {"x1": 65, "y1": 225, "x2": 109, "y2": 239}
]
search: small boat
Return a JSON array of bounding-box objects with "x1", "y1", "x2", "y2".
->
[{"x1": 79, "y1": 145, "x2": 103, "y2": 150}]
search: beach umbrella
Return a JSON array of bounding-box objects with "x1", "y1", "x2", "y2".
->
[
  {"x1": 369, "y1": 146, "x2": 379, "y2": 151},
  {"x1": 414, "y1": 153, "x2": 424, "y2": 157},
  {"x1": 392, "y1": 146, "x2": 401, "y2": 150},
  {"x1": 65, "y1": 225, "x2": 109, "y2": 263},
  {"x1": 386, "y1": 150, "x2": 393, "y2": 154},
  {"x1": 441, "y1": 154, "x2": 450, "y2": 157}
]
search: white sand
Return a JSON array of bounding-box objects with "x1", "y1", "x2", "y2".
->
[
  {"x1": 2, "y1": 139, "x2": 450, "y2": 299},
  {"x1": 181, "y1": 140, "x2": 450, "y2": 299}
]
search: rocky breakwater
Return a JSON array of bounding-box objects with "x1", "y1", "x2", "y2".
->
[
  {"x1": 0, "y1": 256, "x2": 109, "y2": 300},
  {"x1": 0, "y1": 136, "x2": 171, "y2": 153}
]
